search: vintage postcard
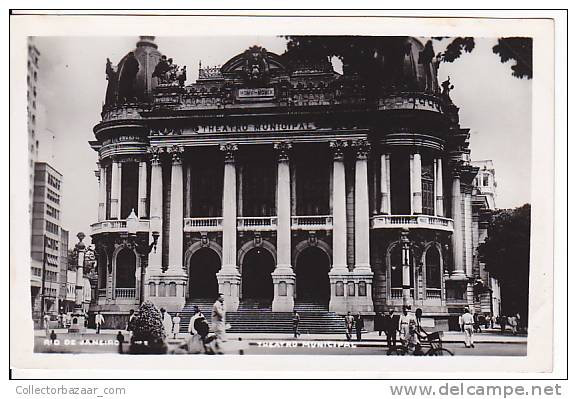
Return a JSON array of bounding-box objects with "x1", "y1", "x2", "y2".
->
[{"x1": 9, "y1": 11, "x2": 558, "y2": 378}]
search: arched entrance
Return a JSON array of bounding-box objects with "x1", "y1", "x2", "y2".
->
[
  {"x1": 116, "y1": 248, "x2": 136, "y2": 289},
  {"x1": 242, "y1": 247, "x2": 275, "y2": 300},
  {"x1": 295, "y1": 247, "x2": 330, "y2": 302},
  {"x1": 188, "y1": 248, "x2": 220, "y2": 299}
]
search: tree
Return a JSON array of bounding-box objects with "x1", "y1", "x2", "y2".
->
[
  {"x1": 434, "y1": 36, "x2": 532, "y2": 79},
  {"x1": 284, "y1": 36, "x2": 533, "y2": 80},
  {"x1": 129, "y1": 300, "x2": 167, "y2": 354},
  {"x1": 478, "y1": 204, "x2": 531, "y2": 321}
]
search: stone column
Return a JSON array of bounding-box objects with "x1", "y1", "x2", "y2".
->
[
  {"x1": 351, "y1": 139, "x2": 374, "y2": 312},
  {"x1": 147, "y1": 146, "x2": 164, "y2": 274},
  {"x1": 400, "y1": 229, "x2": 412, "y2": 308},
  {"x1": 353, "y1": 139, "x2": 371, "y2": 272},
  {"x1": 138, "y1": 160, "x2": 148, "y2": 218},
  {"x1": 435, "y1": 158, "x2": 444, "y2": 217},
  {"x1": 272, "y1": 142, "x2": 295, "y2": 312},
  {"x1": 110, "y1": 158, "x2": 121, "y2": 219},
  {"x1": 451, "y1": 169, "x2": 466, "y2": 279},
  {"x1": 464, "y1": 188, "x2": 474, "y2": 306},
  {"x1": 328, "y1": 140, "x2": 349, "y2": 312},
  {"x1": 167, "y1": 145, "x2": 184, "y2": 274},
  {"x1": 379, "y1": 153, "x2": 391, "y2": 214},
  {"x1": 97, "y1": 162, "x2": 106, "y2": 221},
  {"x1": 217, "y1": 143, "x2": 241, "y2": 311},
  {"x1": 412, "y1": 152, "x2": 422, "y2": 214}
]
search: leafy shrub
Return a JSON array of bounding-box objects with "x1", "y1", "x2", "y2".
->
[{"x1": 129, "y1": 300, "x2": 167, "y2": 354}]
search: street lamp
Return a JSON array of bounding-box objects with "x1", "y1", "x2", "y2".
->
[
  {"x1": 400, "y1": 228, "x2": 412, "y2": 309},
  {"x1": 124, "y1": 209, "x2": 160, "y2": 305},
  {"x1": 69, "y1": 232, "x2": 87, "y2": 333}
]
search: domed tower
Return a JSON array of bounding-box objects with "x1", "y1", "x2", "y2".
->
[{"x1": 104, "y1": 36, "x2": 163, "y2": 106}]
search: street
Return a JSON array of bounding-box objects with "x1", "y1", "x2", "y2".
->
[{"x1": 34, "y1": 330, "x2": 526, "y2": 356}]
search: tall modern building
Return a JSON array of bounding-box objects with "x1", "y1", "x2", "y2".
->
[
  {"x1": 89, "y1": 36, "x2": 498, "y2": 331},
  {"x1": 27, "y1": 40, "x2": 40, "y2": 222},
  {"x1": 30, "y1": 163, "x2": 63, "y2": 322}
]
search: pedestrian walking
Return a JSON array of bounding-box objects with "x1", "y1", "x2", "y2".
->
[
  {"x1": 43, "y1": 314, "x2": 50, "y2": 335},
  {"x1": 211, "y1": 293, "x2": 226, "y2": 354},
  {"x1": 95, "y1": 311, "x2": 105, "y2": 334},
  {"x1": 509, "y1": 314, "x2": 518, "y2": 335},
  {"x1": 354, "y1": 312, "x2": 364, "y2": 341},
  {"x1": 344, "y1": 311, "x2": 354, "y2": 341},
  {"x1": 398, "y1": 306, "x2": 414, "y2": 343},
  {"x1": 383, "y1": 309, "x2": 397, "y2": 351},
  {"x1": 116, "y1": 331, "x2": 125, "y2": 354},
  {"x1": 292, "y1": 310, "x2": 301, "y2": 338},
  {"x1": 375, "y1": 311, "x2": 385, "y2": 336},
  {"x1": 460, "y1": 308, "x2": 475, "y2": 348},
  {"x1": 126, "y1": 309, "x2": 136, "y2": 337},
  {"x1": 160, "y1": 308, "x2": 173, "y2": 338},
  {"x1": 473, "y1": 313, "x2": 481, "y2": 333},
  {"x1": 49, "y1": 330, "x2": 57, "y2": 344},
  {"x1": 186, "y1": 306, "x2": 206, "y2": 354},
  {"x1": 499, "y1": 314, "x2": 507, "y2": 334},
  {"x1": 172, "y1": 313, "x2": 181, "y2": 339}
]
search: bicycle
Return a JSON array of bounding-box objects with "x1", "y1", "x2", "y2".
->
[{"x1": 386, "y1": 331, "x2": 454, "y2": 356}]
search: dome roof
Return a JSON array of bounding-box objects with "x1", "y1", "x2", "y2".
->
[{"x1": 105, "y1": 36, "x2": 163, "y2": 105}]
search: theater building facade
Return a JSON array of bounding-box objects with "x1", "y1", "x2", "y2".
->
[{"x1": 89, "y1": 37, "x2": 495, "y2": 327}]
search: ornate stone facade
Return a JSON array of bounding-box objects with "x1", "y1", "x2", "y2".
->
[{"x1": 89, "y1": 37, "x2": 496, "y2": 329}]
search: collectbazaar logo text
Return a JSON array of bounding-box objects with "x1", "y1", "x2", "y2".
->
[{"x1": 192, "y1": 122, "x2": 315, "y2": 134}]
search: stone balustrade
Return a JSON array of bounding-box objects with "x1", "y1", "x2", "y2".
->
[{"x1": 371, "y1": 215, "x2": 454, "y2": 232}]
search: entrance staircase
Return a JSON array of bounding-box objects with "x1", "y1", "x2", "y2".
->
[{"x1": 176, "y1": 298, "x2": 345, "y2": 334}]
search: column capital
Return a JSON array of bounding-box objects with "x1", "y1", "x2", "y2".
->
[
  {"x1": 168, "y1": 145, "x2": 184, "y2": 164},
  {"x1": 273, "y1": 141, "x2": 292, "y2": 162},
  {"x1": 352, "y1": 138, "x2": 371, "y2": 160},
  {"x1": 329, "y1": 140, "x2": 348, "y2": 160},
  {"x1": 147, "y1": 146, "x2": 165, "y2": 164},
  {"x1": 220, "y1": 142, "x2": 238, "y2": 163}
]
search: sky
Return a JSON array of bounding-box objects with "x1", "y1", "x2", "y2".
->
[{"x1": 33, "y1": 36, "x2": 531, "y2": 246}]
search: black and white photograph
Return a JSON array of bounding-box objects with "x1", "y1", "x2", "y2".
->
[{"x1": 9, "y1": 12, "x2": 560, "y2": 378}]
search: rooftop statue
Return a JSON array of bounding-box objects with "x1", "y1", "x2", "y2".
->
[
  {"x1": 418, "y1": 40, "x2": 436, "y2": 92},
  {"x1": 242, "y1": 46, "x2": 270, "y2": 84},
  {"x1": 441, "y1": 76, "x2": 454, "y2": 100},
  {"x1": 105, "y1": 58, "x2": 118, "y2": 106},
  {"x1": 153, "y1": 56, "x2": 186, "y2": 86}
]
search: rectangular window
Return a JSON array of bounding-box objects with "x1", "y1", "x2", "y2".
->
[
  {"x1": 296, "y1": 145, "x2": 330, "y2": 215},
  {"x1": 189, "y1": 156, "x2": 223, "y2": 217},
  {"x1": 120, "y1": 162, "x2": 139, "y2": 219},
  {"x1": 421, "y1": 158, "x2": 435, "y2": 215},
  {"x1": 483, "y1": 174, "x2": 489, "y2": 186},
  {"x1": 242, "y1": 152, "x2": 276, "y2": 217},
  {"x1": 390, "y1": 153, "x2": 411, "y2": 214}
]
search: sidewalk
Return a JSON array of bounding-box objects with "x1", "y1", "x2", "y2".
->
[{"x1": 36, "y1": 329, "x2": 527, "y2": 345}]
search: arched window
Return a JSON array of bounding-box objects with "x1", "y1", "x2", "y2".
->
[
  {"x1": 148, "y1": 282, "x2": 156, "y2": 297},
  {"x1": 115, "y1": 248, "x2": 136, "y2": 289},
  {"x1": 389, "y1": 244, "x2": 414, "y2": 288},
  {"x1": 335, "y1": 281, "x2": 344, "y2": 296},
  {"x1": 158, "y1": 282, "x2": 166, "y2": 297},
  {"x1": 425, "y1": 246, "x2": 442, "y2": 288},
  {"x1": 347, "y1": 282, "x2": 356, "y2": 296},
  {"x1": 168, "y1": 282, "x2": 177, "y2": 297}
]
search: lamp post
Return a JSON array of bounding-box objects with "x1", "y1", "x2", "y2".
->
[
  {"x1": 69, "y1": 232, "x2": 87, "y2": 333},
  {"x1": 125, "y1": 209, "x2": 159, "y2": 305},
  {"x1": 400, "y1": 228, "x2": 412, "y2": 308}
]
